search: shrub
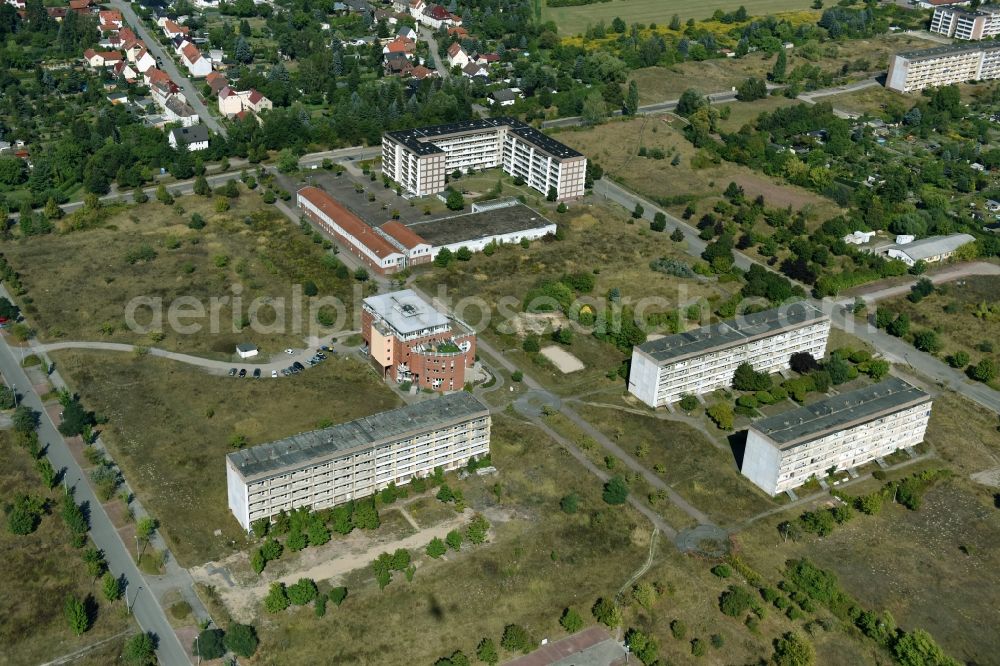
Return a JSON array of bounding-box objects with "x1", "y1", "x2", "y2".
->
[
  {"x1": 592, "y1": 598, "x2": 621, "y2": 627},
  {"x1": 719, "y1": 585, "x2": 758, "y2": 617},
  {"x1": 329, "y1": 586, "x2": 348, "y2": 606},
  {"x1": 560, "y1": 607, "x2": 583, "y2": 633},
  {"x1": 224, "y1": 623, "x2": 259, "y2": 658},
  {"x1": 560, "y1": 493, "x2": 579, "y2": 514},
  {"x1": 286, "y1": 578, "x2": 318, "y2": 605},
  {"x1": 602, "y1": 476, "x2": 629, "y2": 505},
  {"x1": 711, "y1": 564, "x2": 733, "y2": 578},
  {"x1": 710, "y1": 634, "x2": 725, "y2": 648},
  {"x1": 670, "y1": 619, "x2": 687, "y2": 639},
  {"x1": 706, "y1": 403, "x2": 734, "y2": 430},
  {"x1": 196, "y1": 629, "x2": 226, "y2": 659},
  {"x1": 691, "y1": 637, "x2": 707, "y2": 657},
  {"x1": 264, "y1": 583, "x2": 290, "y2": 613},
  {"x1": 500, "y1": 624, "x2": 533, "y2": 653},
  {"x1": 678, "y1": 394, "x2": 699, "y2": 411}
]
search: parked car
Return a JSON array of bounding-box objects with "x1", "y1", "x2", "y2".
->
[
  {"x1": 228, "y1": 368, "x2": 237, "y2": 376},
  {"x1": 271, "y1": 370, "x2": 278, "y2": 378},
  {"x1": 320, "y1": 345, "x2": 332, "y2": 352},
  {"x1": 253, "y1": 368, "x2": 261, "y2": 378},
  {"x1": 316, "y1": 352, "x2": 327, "y2": 359},
  {"x1": 281, "y1": 368, "x2": 290, "y2": 376},
  {"x1": 238, "y1": 368, "x2": 247, "y2": 378},
  {"x1": 284, "y1": 348, "x2": 295, "y2": 355},
  {"x1": 293, "y1": 361, "x2": 305, "y2": 371}
]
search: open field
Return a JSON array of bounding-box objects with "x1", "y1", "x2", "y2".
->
[
  {"x1": 49, "y1": 350, "x2": 401, "y2": 566},
  {"x1": 576, "y1": 403, "x2": 780, "y2": 526},
  {"x1": 716, "y1": 95, "x2": 801, "y2": 132},
  {"x1": 3, "y1": 190, "x2": 358, "y2": 356},
  {"x1": 556, "y1": 117, "x2": 845, "y2": 222},
  {"x1": 873, "y1": 275, "x2": 1000, "y2": 381},
  {"x1": 0, "y1": 431, "x2": 133, "y2": 665},
  {"x1": 543, "y1": 0, "x2": 816, "y2": 34},
  {"x1": 414, "y1": 202, "x2": 729, "y2": 395},
  {"x1": 735, "y1": 387, "x2": 1000, "y2": 664},
  {"x1": 819, "y1": 85, "x2": 909, "y2": 118}
]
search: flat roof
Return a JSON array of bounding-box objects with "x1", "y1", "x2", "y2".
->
[
  {"x1": 636, "y1": 302, "x2": 827, "y2": 365},
  {"x1": 399, "y1": 203, "x2": 554, "y2": 248},
  {"x1": 227, "y1": 392, "x2": 489, "y2": 481},
  {"x1": 297, "y1": 186, "x2": 402, "y2": 260},
  {"x1": 886, "y1": 233, "x2": 975, "y2": 261},
  {"x1": 384, "y1": 117, "x2": 583, "y2": 160},
  {"x1": 751, "y1": 376, "x2": 931, "y2": 450},
  {"x1": 897, "y1": 40, "x2": 1000, "y2": 60},
  {"x1": 363, "y1": 289, "x2": 450, "y2": 335}
]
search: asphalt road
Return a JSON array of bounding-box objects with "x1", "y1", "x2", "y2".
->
[
  {"x1": 0, "y1": 337, "x2": 191, "y2": 665},
  {"x1": 109, "y1": 0, "x2": 226, "y2": 137},
  {"x1": 420, "y1": 27, "x2": 451, "y2": 78}
]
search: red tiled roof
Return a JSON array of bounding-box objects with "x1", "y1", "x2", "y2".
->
[
  {"x1": 119, "y1": 27, "x2": 136, "y2": 41},
  {"x1": 298, "y1": 187, "x2": 401, "y2": 260},
  {"x1": 447, "y1": 42, "x2": 463, "y2": 56},
  {"x1": 410, "y1": 65, "x2": 433, "y2": 79},
  {"x1": 386, "y1": 37, "x2": 414, "y2": 53},
  {"x1": 69, "y1": 0, "x2": 93, "y2": 9},
  {"x1": 425, "y1": 4, "x2": 450, "y2": 20},
  {"x1": 381, "y1": 221, "x2": 428, "y2": 249},
  {"x1": 247, "y1": 89, "x2": 264, "y2": 104},
  {"x1": 181, "y1": 43, "x2": 202, "y2": 63},
  {"x1": 84, "y1": 48, "x2": 96, "y2": 59}
]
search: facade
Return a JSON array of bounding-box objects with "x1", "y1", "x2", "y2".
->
[
  {"x1": 361, "y1": 289, "x2": 477, "y2": 391},
  {"x1": 628, "y1": 303, "x2": 830, "y2": 408},
  {"x1": 886, "y1": 42, "x2": 1000, "y2": 92},
  {"x1": 930, "y1": 5, "x2": 1000, "y2": 40},
  {"x1": 218, "y1": 87, "x2": 272, "y2": 117},
  {"x1": 226, "y1": 392, "x2": 491, "y2": 530},
  {"x1": 446, "y1": 42, "x2": 469, "y2": 68},
  {"x1": 884, "y1": 233, "x2": 975, "y2": 266},
  {"x1": 297, "y1": 186, "x2": 406, "y2": 274},
  {"x1": 382, "y1": 118, "x2": 587, "y2": 202},
  {"x1": 181, "y1": 43, "x2": 213, "y2": 77},
  {"x1": 742, "y1": 377, "x2": 932, "y2": 496},
  {"x1": 168, "y1": 125, "x2": 209, "y2": 151}
]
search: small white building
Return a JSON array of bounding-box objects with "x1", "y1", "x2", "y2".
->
[
  {"x1": 235, "y1": 343, "x2": 258, "y2": 359},
  {"x1": 843, "y1": 230, "x2": 876, "y2": 245},
  {"x1": 895, "y1": 234, "x2": 915, "y2": 245},
  {"x1": 168, "y1": 125, "x2": 209, "y2": 151},
  {"x1": 446, "y1": 42, "x2": 470, "y2": 68}
]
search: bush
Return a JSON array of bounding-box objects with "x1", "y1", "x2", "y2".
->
[
  {"x1": 670, "y1": 619, "x2": 687, "y2": 640},
  {"x1": 500, "y1": 624, "x2": 533, "y2": 653},
  {"x1": 711, "y1": 564, "x2": 733, "y2": 578},
  {"x1": 329, "y1": 586, "x2": 348, "y2": 606},
  {"x1": 706, "y1": 403, "x2": 734, "y2": 430},
  {"x1": 560, "y1": 607, "x2": 583, "y2": 633},
  {"x1": 224, "y1": 623, "x2": 259, "y2": 658},
  {"x1": 691, "y1": 637, "x2": 707, "y2": 657},
  {"x1": 719, "y1": 585, "x2": 758, "y2": 617},
  {"x1": 286, "y1": 578, "x2": 318, "y2": 605},
  {"x1": 678, "y1": 394, "x2": 699, "y2": 411},
  {"x1": 264, "y1": 583, "x2": 290, "y2": 613},
  {"x1": 602, "y1": 476, "x2": 629, "y2": 505},
  {"x1": 196, "y1": 629, "x2": 225, "y2": 659},
  {"x1": 560, "y1": 493, "x2": 579, "y2": 514},
  {"x1": 592, "y1": 597, "x2": 622, "y2": 627}
]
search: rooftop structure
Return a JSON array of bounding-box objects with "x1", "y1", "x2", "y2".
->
[
  {"x1": 883, "y1": 233, "x2": 975, "y2": 266},
  {"x1": 362, "y1": 289, "x2": 450, "y2": 337},
  {"x1": 401, "y1": 202, "x2": 555, "y2": 251}
]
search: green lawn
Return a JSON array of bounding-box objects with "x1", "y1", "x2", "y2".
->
[{"x1": 544, "y1": 0, "x2": 817, "y2": 34}]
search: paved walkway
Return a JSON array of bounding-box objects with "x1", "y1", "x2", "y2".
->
[
  {"x1": 420, "y1": 27, "x2": 451, "y2": 78},
  {"x1": 37, "y1": 339, "x2": 349, "y2": 376},
  {"x1": 839, "y1": 262, "x2": 1000, "y2": 306}
]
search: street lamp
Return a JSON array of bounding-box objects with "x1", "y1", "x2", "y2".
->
[{"x1": 127, "y1": 584, "x2": 142, "y2": 614}]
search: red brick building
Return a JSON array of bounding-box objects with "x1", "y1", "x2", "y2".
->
[{"x1": 361, "y1": 290, "x2": 476, "y2": 392}]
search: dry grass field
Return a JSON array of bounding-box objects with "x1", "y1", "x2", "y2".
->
[
  {"x1": 543, "y1": 0, "x2": 816, "y2": 34},
  {"x1": 414, "y1": 202, "x2": 729, "y2": 395},
  {"x1": 4, "y1": 190, "x2": 358, "y2": 357},
  {"x1": 555, "y1": 117, "x2": 845, "y2": 222},
  {"x1": 874, "y1": 275, "x2": 1000, "y2": 379},
  {"x1": 735, "y1": 389, "x2": 1000, "y2": 665},
  {"x1": 0, "y1": 431, "x2": 133, "y2": 665},
  {"x1": 49, "y1": 350, "x2": 401, "y2": 566}
]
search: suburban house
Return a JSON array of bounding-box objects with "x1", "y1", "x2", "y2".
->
[
  {"x1": 883, "y1": 233, "x2": 976, "y2": 266},
  {"x1": 112, "y1": 60, "x2": 139, "y2": 82},
  {"x1": 397, "y1": 25, "x2": 416, "y2": 40},
  {"x1": 416, "y1": 3, "x2": 459, "y2": 29},
  {"x1": 218, "y1": 87, "x2": 272, "y2": 118},
  {"x1": 476, "y1": 53, "x2": 499, "y2": 66},
  {"x1": 124, "y1": 42, "x2": 156, "y2": 73},
  {"x1": 462, "y1": 62, "x2": 489, "y2": 78},
  {"x1": 98, "y1": 9, "x2": 123, "y2": 31},
  {"x1": 159, "y1": 18, "x2": 189, "y2": 39},
  {"x1": 383, "y1": 36, "x2": 416, "y2": 58},
  {"x1": 205, "y1": 71, "x2": 229, "y2": 95},
  {"x1": 489, "y1": 88, "x2": 517, "y2": 106},
  {"x1": 168, "y1": 125, "x2": 210, "y2": 151},
  {"x1": 180, "y1": 43, "x2": 213, "y2": 77},
  {"x1": 83, "y1": 49, "x2": 123, "y2": 68},
  {"x1": 162, "y1": 96, "x2": 199, "y2": 127},
  {"x1": 446, "y1": 42, "x2": 469, "y2": 68}
]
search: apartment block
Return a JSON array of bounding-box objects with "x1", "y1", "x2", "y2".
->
[
  {"x1": 886, "y1": 42, "x2": 1000, "y2": 92},
  {"x1": 741, "y1": 377, "x2": 932, "y2": 496},
  {"x1": 362, "y1": 289, "x2": 477, "y2": 392},
  {"x1": 382, "y1": 118, "x2": 587, "y2": 202},
  {"x1": 226, "y1": 392, "x2": 491, "y2": 530},
  {"x1": 930, "y1": 5, "x2": 1000, "y2": 40},
  {"x1": 628, "y1": 303, "x2": 830, "y2": 408}
]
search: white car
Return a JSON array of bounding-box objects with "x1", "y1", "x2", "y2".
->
[
  {"x1": 271, "y1": 370, "x2": 278, "y2": 378},
  {"x1": 284, "y1": 348, "x2": 294, "y2": 355}
]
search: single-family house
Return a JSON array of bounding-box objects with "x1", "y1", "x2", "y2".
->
[
  {"x1": 83, "y1": 49, "x2": 123, "y2": 68},
  {"x1": 384, "y1": 36, "x2": 416, "y2": 58},
  {"x1": 106, "y1": 92, "x2": 129, "y2": 105},
  {"x1": 245, "y1": 89, "x2": 271, "y2": 114},
  {"x1": 462, "y1": 62, "x2": 488, "y2": 79},
  {"x1": 446, "y1": 42, "x2": 469, "y2": 68},
  {"x1": 409, "y1": 0, "x2": 426, "y2": 17},
  {"x1": 69, "y1": 0, "x2": 94, "y2": 13},
  {"x1": 374, "y1": 9, "x2": 397, "y2": 25},
  {"x1": 98, "y1": 9, "x2": 123, "y2": 31},
  {"x1": 489, "y1": 88, "x2": 517, "y2": 106},
  {"x1": 409, "y1": 65, "x2": 434, "y2": 80},
  {"x1": 181, "y1": 43, "x2": 213, "y2": 78},
  {"x1": 218, "y1": 87, "x2": 271, "y2": 117},
  {"x1": 419, "y1": 3, "x2": 458, "y2": 29},
  {"x1": 160, "y1": 18, "x2": 189, "y2": 39},
  {"x1": 168, "y1": 125, "x2": 210, "y2": 152},
  {"x1": 476, "y1": 53, "x2": 499, "y2": 66},
  {"x1": 447, "y1": 26, "x2": 468, "y2": 38},
  {"x1": 384, "y1": 53, "x2": 414, "y2": 75},
  {"x1": 47, "y1": 7, "x2": 67, "y2": 21},
  {"x1": 162, "y1": 95, "x2": 200, "y2": 127},
  {"x1": 397, "y1": 26, "x2": 416, "y2": 40},
  {"x1": 205, "y1": 71, "x2": 229, "y2": 95},
  {"x1": 209, "y1": 49, "x2": 224, "y2": 66},
  {"x1": 112, "y1": 60, "x2": 140, "y2": 82}
]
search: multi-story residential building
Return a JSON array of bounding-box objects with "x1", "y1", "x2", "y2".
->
[
  {"x1": 930, "y1": 4, "x2": 1000, "y2": 40},
  {"x1": 741, "y1": 377, "x2": 932, "y2": 496},
  {"x1": 886, "y1": 42, "x2": 1000, "y2": 92},
  {"x1": 362, "y1": 289, "x2": 477, "y2": 392},
  {"x1": 382, "y1": 118, "x2": 587, "y2": 202},
  {"x1": 628, "y1": 303, "x2": 830, "y2": 408},
  {"x1": 226, "y1": 392, "x2": 491, "y2": 530}
]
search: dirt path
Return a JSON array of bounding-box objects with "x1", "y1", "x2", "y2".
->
[
  {"x1": 839, "y1": 262, "x2": 1000, "y2": 306},
  {"x1": 191, "y1": 509, "x2": 474, "y2": 621}
]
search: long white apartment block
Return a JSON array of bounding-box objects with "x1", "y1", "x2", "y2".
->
[
  {"x1": 226, "y1": 393, "x2": 490, "y2": 530},
  {"x1": 382, "y1": 118, "x2": 586, "y2": 202},
  {"x1": 886, "y1": 42, "x2": 1000, "y2": 92},
  {"x1": 930, "y1": 5, "x2": 1000, "y2": 40},
  {"x1": 741, "y1": 377, "x2": 932, "y2": 496},
  {"x1": 628, "y1": 303, "x2": 830, "y2": 408}
]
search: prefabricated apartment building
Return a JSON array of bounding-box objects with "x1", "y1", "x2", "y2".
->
[
  {"x1": 628, "y1": 303, "x2": 831, "y2": 408},
  {"x1": 886, "y1": 42, "x2": 1000, "y2": 93},
  {"x1": 226, "y1": 392, "x2": 491, "y2": 530},
  {"x1": 381, "y1": 117, "x2": 587, "y2": 202},
  {"x1": 741, "y1": 377, "x2": 933, "y2": 496}
]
